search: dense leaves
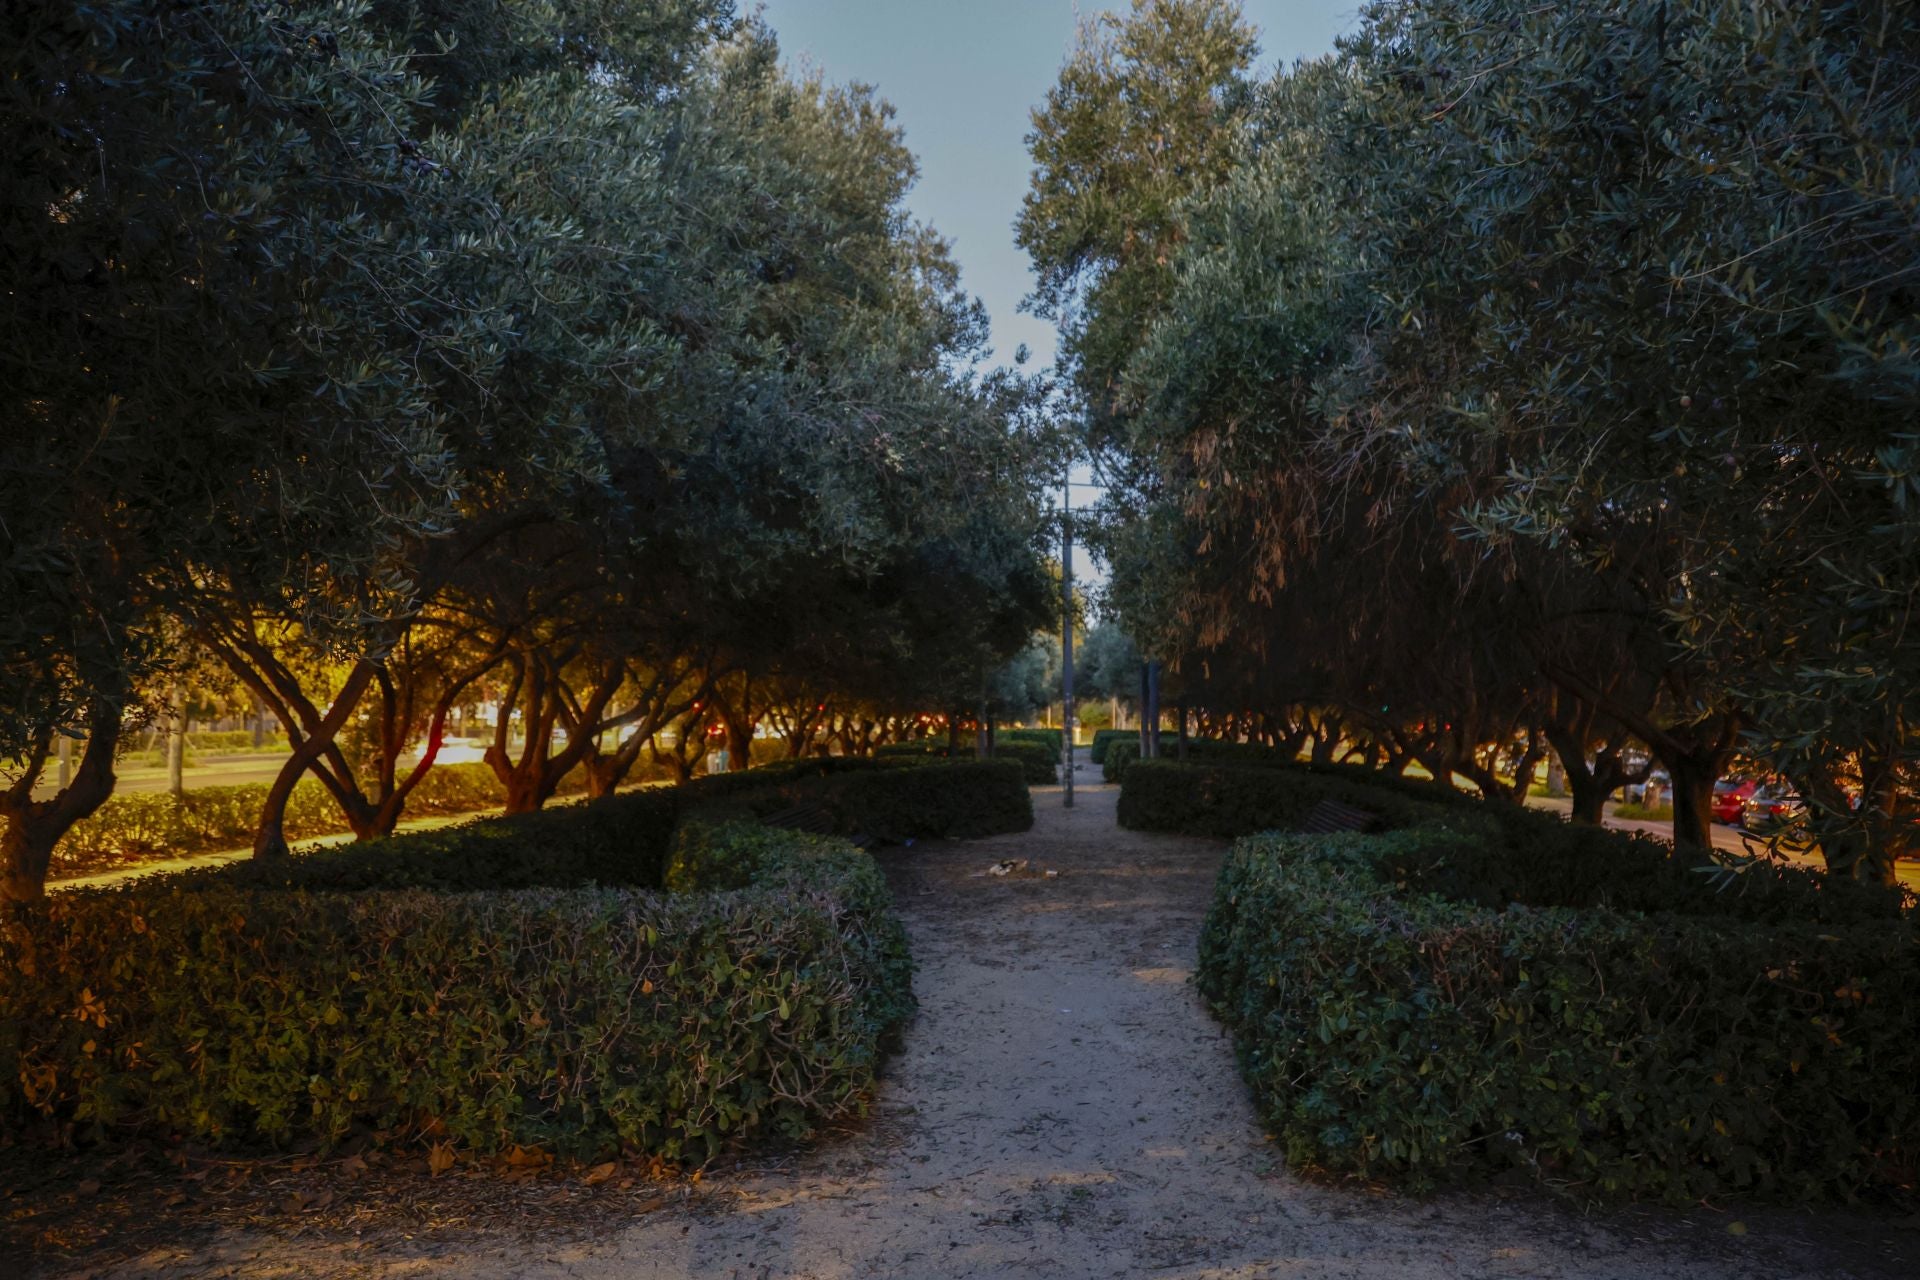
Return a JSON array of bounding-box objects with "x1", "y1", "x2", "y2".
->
[
  {"x1": 2, "y1": 1, "x2": 1053, "y2": 898},
  {"x1": 1120, "y1": 761, "x2": 1920, "y2": 1200},
  {"x1": 1, "y1": 759, "x2": 1030, "y2": 1154},
  {"x1": 1030, "y1": 0, "x2": 1920, "y2": 878}
]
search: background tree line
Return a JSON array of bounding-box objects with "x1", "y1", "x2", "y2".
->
[
  {"x1": 1, "y1": 0, "x2": 1056, "y2": 901},
  {"x1": 1024, "y1": 0, "x2": 1918, "y2": 880}
]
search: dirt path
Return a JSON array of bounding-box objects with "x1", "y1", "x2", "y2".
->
[{"x1": 30, "y1": 770, "x2": 1913, "y2": 1278}]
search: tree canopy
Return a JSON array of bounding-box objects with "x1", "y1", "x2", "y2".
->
[
  {"x1": 1, "y1": 1, "x2": 1052, "y2": 898},
  {"x1": 1029, "y1": 0, "x2": 1919, "y2": 878}
]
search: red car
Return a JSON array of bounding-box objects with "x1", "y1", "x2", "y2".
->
[{"x1": 1711, "y1": 778, "x2": 1759, "y2": 825}]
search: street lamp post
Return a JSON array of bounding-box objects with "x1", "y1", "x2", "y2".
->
[{"x1": 1061, "y1": 477, "x2": 1074, "y2": 809}]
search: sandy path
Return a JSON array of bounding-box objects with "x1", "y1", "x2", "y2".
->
[{"x1": 38, "y1": 769, "x2": 1912, "y2": 1278}]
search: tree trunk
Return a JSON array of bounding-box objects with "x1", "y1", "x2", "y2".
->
[
  {"x1": 1667, "y1": 760, "x2": 1717, "y2": 853},
  {"x1": 501, "y1": 771, "x2": 546, "y2": 814},
  {"x1": 254, "y1": 661, "x2": 375, "y2": 858},
  {"x1": 166, "y1": 684, "x2": 186, "y2": 798},
  {"x1": 584, "y1": 750, "x2": 627, "y2": 801},
  {"x1": 1567, "y1": 771, "x2": 1608, "y2": 825},
  {"x1": 1, "y1": 817, "x2": 59, "y2": 905}
]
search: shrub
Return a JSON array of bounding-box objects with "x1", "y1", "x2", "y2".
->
[
  {"x1": 707, "y1": 760, "x2": 1035, "y2": 842},
  {"x1": 1088, "y1": 729, "x2": 1130, "y2": 764},
  {"x1": 1199, "y1": 828, "x2": 1920, "y2": 1202},
  {"x1": 1144, "y1": 759, "x2": 1920, "y2": 1201},
  {"x1": 664, "y1": 818, "x2": 808, "y2": 893},
  {"x1": 1117, "y1": 759, "x2": 1498, "y2": 843},
  {"x1": 0, "y1": 844, "x2": 911, "y2": 1161},
  {"x1": 149, "y1": 759, "x2": 1029, "y2": 898},
  {"x1": 196, "y1": 788, "x2": 682, "y2": 895},
  {"x1": 663, "y1": 819, "x2": 913, "y2": 1042},
  {"x1": 999, "y1": 727, "x2": 1063, "y2": 758},
  {"x1": 1104, "y1": 735, "x2": 1314, "y2": 783},
  {"x1": 0, "y1": 762, "x2": 1030, "y2": 1159},
  {"x1": 873, "y1": 739, "x2": 1056, "y2": 785},
  {"x1": 48, "y1": 762, "x2": 588, "y2": 882}
]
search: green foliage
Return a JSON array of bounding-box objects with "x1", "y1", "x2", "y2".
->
[
  {"x1": 1127, "y1": 760, "x2": 1918, "y2": 1199},
  {"x1": 48, "y1": 764, "x2": 586, "y2": 882},
  {"x1": 1117, "y1": 759, "x2": 1491, "y2": 842},
  {"x1": 999, "y1": 728, "x2": 1063, "y2": 757},
  {"x1": 1019, "y1": 0, "x2": 1258, "y2": 429},
  {"x1": 0, "y1": 761, "x2": 1052, "y2": 1157},
  {"x1": 1200, "y1": 826, "x2": 1919, "y2": 1202},
  {"x1": 876, "y1": 739, "x2": 1058, "y2": 787},
  {"x1": 784, "y1": 761, "x2": 1035, "y2": 841},
  {"x1": 1058, "y1": 0, "x2": 1920, "y2": 880},
  {"x1": 665, "y1": 819, "x2": 809, "y2": 894},
  {"x1": 117, "y1": 731, "x2": 290, "y2": 765},
  {"x1": 1103, "y1": 735, "x2": 1298, "y2": 782},
  {"x1": 1074, "y1": 625, "x2": 1142, "y2": 704},
  {"x1": 0, "y1": 862, "x2": 907, "y2": 1161},
  {"x1": 1, "y1": 1, "x2": 1056, "y2": 898},
  {"x1": 193, "y1": 789, "x2": 681, "y2": 896},
  {"x1": 177, "y1": 760, "x2": 1030, "y2": 895},
  {"x1": 662, "y1": 819, "x2": 914, "y2": 1042},
  {"x1": 1087, "y1": 729, "x2": 1132, "y2": 765}
]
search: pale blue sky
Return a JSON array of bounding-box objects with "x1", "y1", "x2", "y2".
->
[{"x1": 754, "y1": 1, "x2": 1360, "y2": 373}]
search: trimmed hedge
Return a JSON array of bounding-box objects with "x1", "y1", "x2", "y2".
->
[
  {"x1": 733, "y1": 759, "x2": 1035, "y2": 841},
  {"x1": 1, "y1": 760, "x2": 1025, "y2": 1159},
  {"x1": 193, "y1": 787, "x2": 682, "y2": 895},
  {"x1": 1138, "y1": 760, "x2": 1920, "y2": 1201},
  {"x1": 49, "y1": 762, "x2": 591, "y2": 882},
  {"x1": 1102, "y1": 735, "x2": 1297, "y2": 783},
  {"x1": 1, "y1": 846, "x2": 907, "y2": 1160},
  {"x1": 1116, "y1": 758, "x2": 1490, "y2": 841},
  {"x1": 875, "y1": 739, "x2": 1057, "y2": 786},
  {"x1": 1087, "y1": 729, "x2": 1130, "y2": 764},
  {"x1": 999, "y1": 727, "x2": 1063, "y2": 758},
  {"x1": 182, "y1": 758, "x2": 1031, "y2": 895}
]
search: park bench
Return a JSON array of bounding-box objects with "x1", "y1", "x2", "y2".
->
[
  {"x1": 761, "y1": 800, "x2": 876, "y2": 849},
  {"x1": 1298, "y1": 797, "x2": 1384, "y2": 835}
]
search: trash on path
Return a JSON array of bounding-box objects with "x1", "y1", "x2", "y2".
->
[{"x1": 971, "y1": 858, "x2": 1057, "y2": 879}]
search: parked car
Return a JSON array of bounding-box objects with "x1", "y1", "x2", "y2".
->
[
  {"x1": 1742, "y1": 785, "x2": 1805, "y2": 833},
  {"x1": 1711, "y1": 777, "x2": 1759, "y2": 825},
  {"x1": 1622, "y1": 768, "x2": 1670, "y2": 805}
]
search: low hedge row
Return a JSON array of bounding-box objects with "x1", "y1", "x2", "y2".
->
[
  {"x1": 1101, "y1": 735, "x2": 1295, "y2": 783},
  {"x1": 48, "y1": 762, "x2": 590, "y2": 882},
  {"x1": 116, "y1": 729, "x2": 293, "y2": 765},
  {"x1": 1116, "y1": 757, "x2": 1487, "y2": 840},
  {"x1": 999, "y1": 727, "x2": 1063, "y2": 758},
  {"x1": 1121, "y1": 760, "x2": 1900, "y2": 926},
  {"x1": 186, "y1": 758, "x2": 1031, "y2": 896},
  {"x1": 1134, "y1": 760, "x2": 1920, "y2": 1201},
  {"x1": 1087, "y1": 729, "x2": 1129, "y2": 764},
  {"x1": 2, "y1": 841, "x2": 907, "y2": 1160},
  {"x1": 875, "y1": 739, "x2": 1057, "y2": 786},
  {"x1": 2, "y1": 760, "x2": 1025, "y2": 1159},
  {"x1": 748, "y1": 759, "x2": 1036, "y2": 840}
]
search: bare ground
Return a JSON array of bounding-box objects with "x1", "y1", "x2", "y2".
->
[{"x1": 16, "y1": 767, "x2": 1916, "y2": 1278}]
